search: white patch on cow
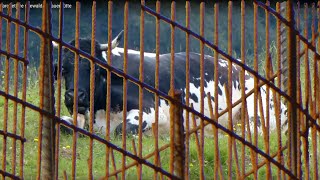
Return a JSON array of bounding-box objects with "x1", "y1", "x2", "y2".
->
[
  {"x1": 111, "y1": 47, "x2": 157, "y2": 58},
  {"x1": 218, "y1": 60, "x2": 228, "y2": 67},
  {"x1": 124, "y1": 108, "x2": 168, "y2": 133},
  {"x1": 236, "y1": 76, "x2": 287, "y2": 134},
  {"x1": 77, "y1": 114, "x2": 86, "y2": 129},
  {"x1": 152, "y1": 77, "x2": 287, "y2": 136},
  {"x1": 61, "y1": 110, "x2": 123, "y2": 135},
  {"x1": 111, "y1": 48, "x2": 121, "y2": 56},
  {"x1": 126, "y1": 80, "x2": 243, "y2": 137},
  {"x1": 61, "y1": 80, "x2": 287, "y2": 137},
  {"x1": 102, "y1": 51, "x2": 107, "y2": 61},
  {"x1": 232, "y1": 64, "x2": 238, "y2": 70},
  {"x1": 93, "y1": 110, "x2": 123, "y2": 134},
  {"x1": 64, "y1": 108, "x2": 168, "y2": 136},
  {"x1": 61, "y1": 116, "x2": 72, "y2": 123},
  {"x1": 60, "y1": 114, "x2": 86, "y2": 129},
  {"x1": 101, "y1": 48, "x2": 130, "y2": 58},
  {"x1": 185, "y1": 81, "x2": 243, "y2": 136},
  {"x1": 63, "y1": 50, "x2": 288, "y2": 137},
  {"x1": 91, "y1": 108, "x2": 169, "y2": 135}
]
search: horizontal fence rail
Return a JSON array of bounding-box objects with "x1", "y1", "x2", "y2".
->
[{"x1": 0, "y1": 1, "x2": 319, "y2": 179}]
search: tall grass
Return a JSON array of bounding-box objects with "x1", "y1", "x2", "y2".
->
[
  {"x1": 0, "y1": 73, "x2": 306, "y2": 179},
  {"x1": 1, "y1": 40, "x2": 319, "y2": 178}
]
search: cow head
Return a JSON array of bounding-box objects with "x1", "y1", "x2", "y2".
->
[{"x1": 53, "y1": 30, "x2": 124, "y2": 116}]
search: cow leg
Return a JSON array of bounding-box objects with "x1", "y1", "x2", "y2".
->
[
  {"x1": 60, "y1": 114, "x2": 87, "y2": 134},
  {"x1": 92, "y1": 109, "x2": 123, "y2": 135},
  {"x1": 60, "y1": 116, "x2": 74, "y2": 134},
  {"x1": 114, "y1": 109, "x2": 158, "y2": 136}
]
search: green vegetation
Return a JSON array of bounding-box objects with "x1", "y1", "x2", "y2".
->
[
  {"x1": 0, "y1": 77, "x2": 297, "y2": 179},
  {"x1": 0, "y1": 1, "x2": 319, "y2": 179}
]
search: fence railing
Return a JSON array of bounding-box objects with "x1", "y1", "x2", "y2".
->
[{"x1": 0, "y1": 1, "x2": 319, "y2": 179}]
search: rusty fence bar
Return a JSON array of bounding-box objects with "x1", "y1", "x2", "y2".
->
[
  {"x1": 138, "y1": 0, "x2": 145, "y2": 178},
  {"x1": 2, "y1": 3, "x2": 11, "y2": 179},
  {"x1": 12, "y1": 2, "x2": 20, "y2": 176},
  {"x1": 171, "y1": 90, "x2": 185, "y2": 178},
  {"x1": 105, "y1": 0, "x2": 112, "y2": 178},
  {"x1": 5, "y1": 2, "x2": 304, "y2": 179},
  {"x1": 54, "y1": 1, "x2": 64, "y2": 179},
  {"x1": 88, "y1": 1, "x2": 96, "y2": 179},
  {"x1": 295, "y1": 2, "x2": 302, "y2": 179},
  {"x1": 264, "y1": 1, "x2": 271, "y2": 179},
  {"x1": 286, "y1": 0, "x2": 298, "y2": 177},
  {"x1": 0, "y1": 1, "x2": 319, "y2": 179},
  {"x1": 169, "y1": 0, "x2": 175, "y2": 176},
  {"x1": 70, "y1": 2, "x2": 81, "y2": 180},
  {"x1": 213, "y1": 3, "x2": 224, "y2": 179},
  {"x1": 0, "y1": 2, "x2": 315, "y2": 135},
  {"x1": 122, "y1": 1, "x2": 129, "y2": 179},
  {"x1": 0, "y1": 6, "x2": 29, "y2": 180},
  {"x1": 316, "y1": 3, "x2": 320, "y2": 180},
  {"x1": 38, "y1": 0, "x2": 55, "y2": 179},
  {"x1": 310, "y1": 3, "x2": 319, "y2": 180},
  {"x1": 154, "y1": 0, "x2": 161, "y2": 179},
  {"x1": 253, "y1": 2, "x2": 259, "y2": 179},
  {"x1": 184, "y1": 1, "x2": 190, "y2": 179},
  {"x1": 142, "y1": 3, "x2": 318, "y2": 140},
  {"x1": 199, "y1": 2, "x2": 205, "y2": 180},
  {"x1": 255, "y1": 1, "x2": 320, "y2": 61},
  {"x1": 0, "y1": 92, "x2": 178, "y2": 179},
  {"x1": 303, "y1": 3, "x2": 311, "y2": 179},
  {"x1": 240, "y1": 1, "x2": 248, "y2": 179},
  {"x1": 143, "y1": 1, "x2": 318, "y2": 179}
]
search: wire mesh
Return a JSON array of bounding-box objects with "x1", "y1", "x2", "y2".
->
[{"x1": 0, "y1": 1, "x2": 319, "y2": 179}]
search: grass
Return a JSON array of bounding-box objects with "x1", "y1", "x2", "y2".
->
[
  {"x1": 0, "y1": 79, "x2": 306, "y2": 180},
  {"x1": 0, "y1": 43, "x2": 319, "y2": 179}
]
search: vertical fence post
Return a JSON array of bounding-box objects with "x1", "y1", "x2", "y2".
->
[
  {"x1": 286, "y1": 0, "x2": 298, "y2": 177},
  {"x1": 170, "y1": 90, "x2": 185, "y2": 178},
  {"x1": 39, "y1": 0, "x2": 55, "y2": 179},
  {"x1": 169, "y1": 1, "x2": 176, "y2": 176}
]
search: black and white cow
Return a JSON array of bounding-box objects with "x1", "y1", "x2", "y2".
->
[{"x1": 54, "y1": 31, "x2": 288, "y2": 137}]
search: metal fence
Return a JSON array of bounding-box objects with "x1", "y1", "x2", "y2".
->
[{"x1": 0, "y1": 0, "x2": 319, "y2": 179}]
